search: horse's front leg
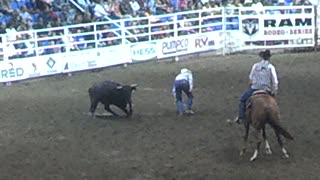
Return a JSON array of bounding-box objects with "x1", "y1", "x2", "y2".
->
[
  {"x1": 262, "y1": 126, "x2": 272, "y2": 155},
  {"x1": 240, "y1": 121, "x2": 250, "y2": 156}
]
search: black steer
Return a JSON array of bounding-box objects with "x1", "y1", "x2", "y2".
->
[{"x1": 88, "y1": 80, "x2": 137, "y2": 117}]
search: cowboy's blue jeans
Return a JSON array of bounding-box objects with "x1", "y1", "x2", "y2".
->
[
  {"x1": 239, "y1": 88, "x2": 257, "y2": 119},
  {"x1": 174, "y1": 80, "x2": 193, "y2": 113}
]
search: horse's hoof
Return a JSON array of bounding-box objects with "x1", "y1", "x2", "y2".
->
[
  {"x1": 250, "y1": 156, "x2": 257, "y2": 162},
  {"x1": 282, "y1": 154, "x2": 290, "y2": 159},
  {"x1": 265, "y1": 148, "x2": 272, "y2": 155},
  {"x1": 250, "y1": 150, "x2": 258, "y2": 161}
]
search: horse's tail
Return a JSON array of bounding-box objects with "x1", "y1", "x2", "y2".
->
[{"x1": 269, "y1": 121, "x2": 294, "y2": 140}]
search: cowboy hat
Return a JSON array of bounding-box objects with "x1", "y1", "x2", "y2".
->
[
  {"x1": 263, "y1": 50, "x2": 272, "y2": 59},
  {"x1": 259, "y1": 51, "x2": 264, "y2": 58},
  {"x1": 180, "y1": 68, "x2": 191, "y2": 74}
]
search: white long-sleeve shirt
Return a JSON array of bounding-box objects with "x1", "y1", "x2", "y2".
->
[
  {"x1": 249, "y1": 60, "x2": 278, "y2": 92},
  {"x1": 172, "y1": 72, "x2": 193, "y2": 96}
]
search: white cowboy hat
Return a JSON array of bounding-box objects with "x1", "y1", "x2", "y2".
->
[{"x1": 180, "y1": 68, "x2": 191, "y2": 74}]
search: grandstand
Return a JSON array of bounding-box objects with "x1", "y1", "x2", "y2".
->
[{"x1": 0, "y1": 0, "x2": 314, "y2": 68}]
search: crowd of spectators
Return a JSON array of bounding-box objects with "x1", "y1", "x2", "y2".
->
[{"x1": 0, "y1": 0, "x2": 314, "y2": 59}]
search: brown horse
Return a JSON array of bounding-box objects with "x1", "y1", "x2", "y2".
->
[{"x1": 240, "y1": 90, "x2": 294, "y2": 161}]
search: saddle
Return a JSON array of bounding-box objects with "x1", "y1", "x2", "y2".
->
[
  {"x1": 246, "y1": 90, "x2": 269, "y2": 109},
  {"x1": 252, "y1": 90, "x2": 269, "y2": 96}
]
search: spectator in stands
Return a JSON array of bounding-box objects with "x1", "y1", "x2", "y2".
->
[
  {"x1": 130, "y1": 0, "x2": 141, "y2": 14},
  {"x1": 178, "y1": 0, "x2": 188, "y2": 11},
  {"x1": 233, "y1": 0, "x2": 244, "y2": 7},
  {"x1": 54, "y1": 32, "x2": 66, "y2": 52},
  {"x1": 33, "y1": 17, "x2": 45, "y2": 29},
  {"x1": 59, "y1": 11, "x2": 73, "y2": 26},
  {"x1": 5, "y1": 22, "x2": 19, "y2": 43},
  {"x1": 284, "y1": 0, "x2": 293, "y2": 6},
  {"x1": 155, "y1": 24, "x2": 172, "y2": 39},
  {"x1": 77, "y1": 0, "x2": 91, "y2": 10},
  {"x1": 120, "y1": 0, "x2": 134, "y2": 17},
  {"x1": 105, "y1": 31, "x2": 121, "y2": 46},
  {"x1": 60, "y1": 31, "x2": 79, "y2": 51},
  {"x1": 109, "y1": 0, "x2": 123, "y2": 19},
  {"x1": 0, "y1": 22, "x2": 7, "y2": 35},
  {"x1": 156, "y1": 0, "x2": 168, "y2": 14},
  {"x1": 82, "y1": 11, "x2": 93, "y2": 23},
  {"x1": 20, "y1": 34, "x2": 35, "y2": 57},
  {"x1": 144, "y1": 7, "x2": 160, "y2": 23},
  {"x1": 147, "y1": 0, "x2": 157, "y2": 14},
  {"x1": 38, "y1": 33, "x2": 53, "y2": 55},
  {"x1": 178, "y1": 15, "x2": 196, "y2": 35},
  {"x1": 51, "y1": 0, "x2": 65, "y2": 11},
  {"x1": 251, "y1": 0, "x2": 264, "y2": 14},
  {"x1": 243, "y1": 0, "x2": 253, "y2": 6},
  {"x1": 19, "y1": 6, "x2": 33, "y2": 23},
  {"x1": 35, "y1": 0, "x2": 51, "y2": 11},
  {"x1": 82, "y1": 25, "x2": 95, "y2": 48},
  {"x1": 128, "y1": 20, "x2": 148, "y2": 42},
  {"x1": 38, "y1": 4, "x2": 58, "y2": 27},
  {"x1": 96, "y1": 24, "x2": 108, "y2": 47},
  {"x1": 73, "y1": 28, "x2": 87, "y2": 50},
  {"x1": 63, "y1": 4, "x2": 77, "y2": 23},
  {"x1": 0, "y1": 0, "x2": 13, "y2": 14},
  {"x1": 74, "y1": 13, "x2": 84, "y2": 24},
  {"x1": 92, "y1": 0, "x2": 110, "y2": 20},
  {"x1": 52, "y1": 17, "x2": 63, "y2": 27}
]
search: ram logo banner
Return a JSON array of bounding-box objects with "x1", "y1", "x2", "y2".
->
[{"x1": 242, "y1": 18, "x2": 259, "y2": 36}]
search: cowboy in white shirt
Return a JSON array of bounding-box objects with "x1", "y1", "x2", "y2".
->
[
  {"x1": 235, "y1": 50, "x2": 279, "y2": 124},
  {"x1": 172, "y1": 68, "x2": 194, "y2": 116}
]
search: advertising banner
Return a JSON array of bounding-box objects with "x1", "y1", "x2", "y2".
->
[
  {"x1": 0, "y1": 59, "x2": 29, "y2": 82},
  {"x1": 130, "y1": 42, "x2": 157, "y2": 62},
  {"x1": 192, "y1": 32, "x2": 223, "y2": 52},
  {"x1": 37, "y1": 54, "x2": 66, "y2": 76},
  {"x1": 63, "y1": 49, "x2": 98, "y2": 73},
  {"x1": 96, "y1": 45, "x2": 132, "y2": 67},
  {"x1": 239, "y1": 14, "x2": 314, "y2": 46},
  {"x1": 157, "y1": 36, "x2": 190, "y2": 59}
]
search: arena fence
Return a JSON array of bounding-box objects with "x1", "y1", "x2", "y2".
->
[{"x1": 0, "y1": 5, "x2": 317, "y2": 83}]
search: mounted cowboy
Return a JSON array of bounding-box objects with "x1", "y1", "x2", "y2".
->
[{"x1": 235, "y1": 49, "x2": 279, "y2": 124}]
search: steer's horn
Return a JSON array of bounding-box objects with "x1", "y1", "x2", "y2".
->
[
  {"x1": 116, "y1": 86, "x2": 123, "y2": 89},
  {"x1": 130, "y1": 84, "x2": 138, "y2": 87}
]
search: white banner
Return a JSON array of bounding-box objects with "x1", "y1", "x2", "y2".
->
[
  {"x1": 37, "y1": 54, "x2": 66, "y2": 76},
  {"x1": 130, "y1": 42, "x2": 157, "y2": 62},
  {"x1": 96, "y1": 45, "x2": 132, "y2": 67},
  {"x1": 0, "y1": 60, "x2": 29, "y2": 82},
  {"x1": 157, "y1": 36, "x2": 191, "y2": 59},
  {"x1": 191, "y1": 32, "x2": 223, "y2": 52},
  {"x1": 240, "y1": 14, "x2": 314, "y2": 45},
  {"x1": 63, "y1": 49, "x2": 98, "y2": 73}
]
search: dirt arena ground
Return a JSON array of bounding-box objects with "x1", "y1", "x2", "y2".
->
[{"x1": 0, "y1": 51, "x2": 319, "y2": 180}]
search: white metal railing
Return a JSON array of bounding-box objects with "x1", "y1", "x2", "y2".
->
[{"x1": 0, "y1": 5, "x2": 316, "y2": 61}]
